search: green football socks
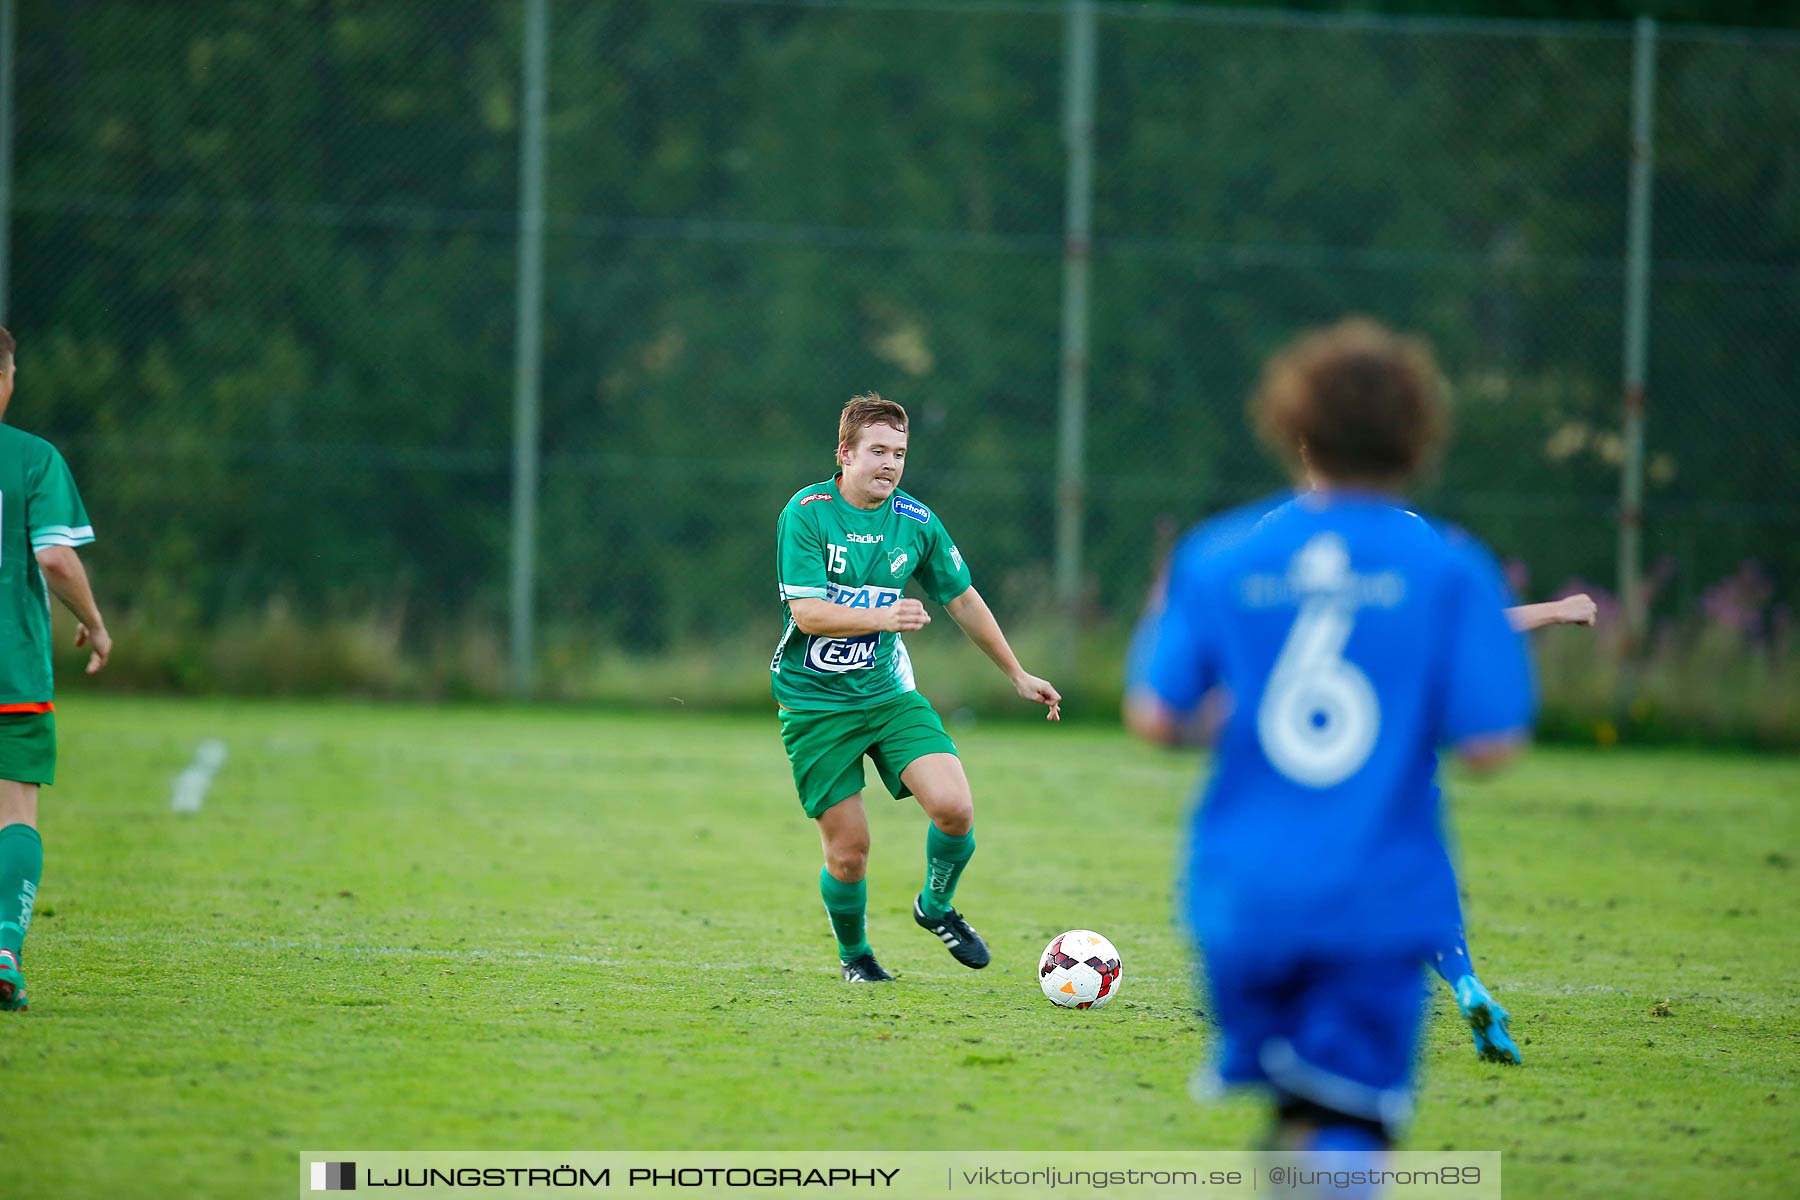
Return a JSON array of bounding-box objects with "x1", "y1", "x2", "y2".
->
[
  {"x1": 0, "y1": 824, "x2": 43, "y2": 959},
  {"x1": 819, "y1": 866, "x2": 870, "y2": 962},
  {"x1": 919, "y1": 825, "x2": 974, "y2": 918}
]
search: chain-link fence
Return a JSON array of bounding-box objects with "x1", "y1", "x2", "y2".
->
[{"x1": 7, "y1": 0, "x2": 1798, "y2": 702}]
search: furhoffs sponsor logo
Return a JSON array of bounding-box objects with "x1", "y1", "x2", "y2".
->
[
  {"x1": 310, "y1": 1162, "x2": 356, "y2": 1191},
  {"x1": 892, "y1": 495, "x2": 929, "y2": 524}
]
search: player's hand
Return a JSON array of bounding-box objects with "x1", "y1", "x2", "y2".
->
[
  {"x1": 884, "y1": 599, "x2": 931, "y2": 632},
  {"x1": 1558, "y1": 593, "x2": 1598, "y2": 626},
  {"x1": 75, "y1": 623, "x2": 112, "y2": 674},
  {"x1": 1013, "y1": 672, "x2": 1062, "y2": 721}
]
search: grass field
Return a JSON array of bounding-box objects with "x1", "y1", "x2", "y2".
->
[{"x1": 4, "y1": 697, "x2": 1797, "y2": 1198}]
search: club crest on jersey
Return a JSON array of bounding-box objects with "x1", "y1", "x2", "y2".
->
[
  {"x1": 806, "y1": 633, "x2": 879, "y2": 672},
  {"x1": 892, "y1": 495, "x2": 929, "y2": 524},
  {"x1": 888, "y1": 551, "x2": 909, "y2": 575},
  {"x1": 799, "y1": 493, "x2": 833, "y2": 506}
]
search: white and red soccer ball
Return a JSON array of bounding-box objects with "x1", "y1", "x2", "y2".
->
[{"x1": 1038, "y1": 930, "x2": 1122, "y2": 1009}]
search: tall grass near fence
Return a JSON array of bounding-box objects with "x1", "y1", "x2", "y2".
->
[{"x1": 72, "y1": 564, "x2": 1799, "y2": 749}]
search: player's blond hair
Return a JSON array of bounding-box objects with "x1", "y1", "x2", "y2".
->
[
  {"x1": 837, "y1": 393, "x2": 908, "y2": 456},
  {"x1": 1251, "y1": 318, "x2": 1446, "y2": 488}
]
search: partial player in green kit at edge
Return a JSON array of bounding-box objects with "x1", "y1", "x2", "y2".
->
[
  {"x1": 770, "y1": 394, "x2": 1062, "y2": 983},
  {"x1": 0, "y1": 325, "x2": 114, "y2": 1011}
]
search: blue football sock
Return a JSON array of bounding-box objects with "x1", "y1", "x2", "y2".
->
[
  {"x1": 1430, "y1": 928, "x2": 1473, "y2": 985},
  {"x1": 1308, "y1": 1123, "x2": 1387, "y2": 1154},
  {"x1": 1304, "y1": 1126, "x2": 1387, "y2": 1200}
]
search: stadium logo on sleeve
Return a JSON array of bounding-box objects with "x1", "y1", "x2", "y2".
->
[
  {"x1": 892, "y1": 496, "x2": 929, "y2": 524},
  {"x1": 799, "y1": 493, "x2": 834, "y2": 506}
]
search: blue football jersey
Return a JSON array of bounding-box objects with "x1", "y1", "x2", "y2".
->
[{"x1": 1135, "y1": 491, "x2": 1535, "y2": 960}]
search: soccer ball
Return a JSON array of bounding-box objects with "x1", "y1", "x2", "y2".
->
[{"x1": 1038, "y1": 930, "x2": 1122, "y2": 1009}]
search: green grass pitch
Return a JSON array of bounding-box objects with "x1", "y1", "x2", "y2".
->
[{"x1": 4, "y1": 697, "x2": 1796, "y2": 1197}]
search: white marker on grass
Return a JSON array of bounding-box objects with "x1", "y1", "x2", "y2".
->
[{"x1": 170, "y1": 739, "x2": 229, "y2": 812}]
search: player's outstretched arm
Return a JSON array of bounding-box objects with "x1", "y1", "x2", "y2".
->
[
  {"x1": 1506, "y1": 593, "x2": 1598, "y2": 632},
  {"x1": 1123, "y1": 689, "x2": 1180, "y2": 746},
  {"x1": 34, "y1": 545, "x2": 112, "y2": 674},
  {"x1": 1124, "y1": 686, "x2": 1229, "y2": 749},
  {"x1": 1455, "y1": 732, "x2": 1527, "y2": 775},
  {"x1": 788, "y1": 595, "x2": 929, "y2": 638},
  {"x1": 944, "y1": 587, "x2": 1060, "y2": 720}
]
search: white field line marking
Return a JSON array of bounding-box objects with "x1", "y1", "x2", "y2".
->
[{"x1": 169, "y1": 738, "x2": 229, "y2": 812}]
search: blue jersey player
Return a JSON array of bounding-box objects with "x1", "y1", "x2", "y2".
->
[
  {"x1": 1126, "y1": 319, "x2": 1536, "y2": 1155},
  {"x1": 1134, "y1": 520, "x2": 1593, "y2": 1068}
]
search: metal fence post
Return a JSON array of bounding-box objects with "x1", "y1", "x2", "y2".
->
[
  {"x1": 509, "y1": 0, "x2": 550, "y2": 698},
  {"x1": 0, "y1": 0, "x2": 16, "y2": 325},
  {"x1": 1056, "y1": 0, "x2": 1097, "y2": 674},
  {"x1": 1618, "y1": 15, "x2": 1657, "y2": 647}
]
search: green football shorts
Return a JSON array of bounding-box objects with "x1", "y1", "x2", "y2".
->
[
  {"x1": 0, "y1": 711, "x2": 56, "y2": 786},
  {"x1": 778, "y1": 690, "x2": 958, "y2": 819}
]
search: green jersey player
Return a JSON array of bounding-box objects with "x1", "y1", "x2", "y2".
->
[
  {"x1": 0, "y1": 325, "x2": 113, "y2": 1011},
  {"x1": 772, "y1": 393, "x2": 1060, "y2": 982}
]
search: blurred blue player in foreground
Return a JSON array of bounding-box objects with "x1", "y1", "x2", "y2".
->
[{"x1": 1126, "y1": 319, "x2": 1537, "y2": 1156}]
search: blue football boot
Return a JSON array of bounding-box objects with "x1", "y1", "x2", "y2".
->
[{"x1": 1454, "y1": 973, "x2": 1520, "y2": 1065}]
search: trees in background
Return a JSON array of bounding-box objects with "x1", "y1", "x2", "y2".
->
[{"x1": 13, "y1": 2, "x2": 1797, "y2": 651}]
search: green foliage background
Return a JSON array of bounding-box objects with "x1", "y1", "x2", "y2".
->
[{"x1": 9, "y1": 1, "x2": 1798, "y2": 704}]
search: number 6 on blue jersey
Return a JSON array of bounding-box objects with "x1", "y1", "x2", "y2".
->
[{"x1": 1256, "y1": 598, "x2": 1380, "y2": 788}]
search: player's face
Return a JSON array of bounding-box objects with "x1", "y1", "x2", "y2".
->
[{"x1": 838, "y1": 422, "x2": 907, "y2": 504}]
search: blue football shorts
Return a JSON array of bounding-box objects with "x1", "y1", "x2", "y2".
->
[{"x1": 1199, "y1": 946, "x2": 1429, "y2": 1134}]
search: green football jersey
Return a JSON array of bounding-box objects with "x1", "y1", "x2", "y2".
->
[
  {"x1": 770, "y1": 477, "x2": 973, "y2": 712},
  {"x1": 0, "y1": 425, "x2": 95, "y2": 704}
]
